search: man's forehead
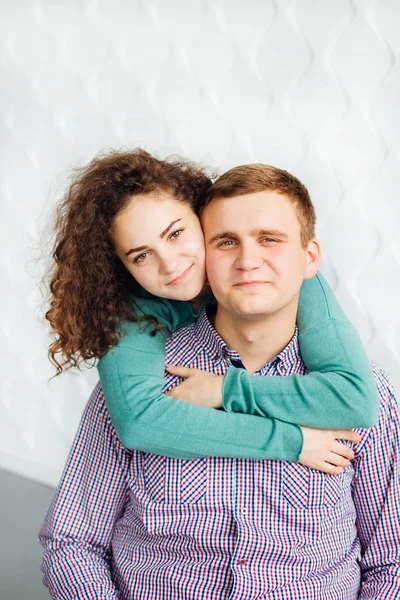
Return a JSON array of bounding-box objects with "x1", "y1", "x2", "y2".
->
[
  {"x1": 203, "y1": 190, "x2": 295, "y2": 216},
  {"x1": 202, "y1": 191, "x2": 300, "y2": 235}
]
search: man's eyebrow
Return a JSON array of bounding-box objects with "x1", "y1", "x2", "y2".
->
[
  {"x1": 208, "y1": 231, "x2": 237, "y2": 245},
  {"x1": 125, "y1": 218, "x2": 183, "y2": 257},
  {"x1": 208, "y1": 229, "x2": 288, "y2": 245},
  {"x1": 252, "y1": 228, "x2": 288, "y2": 239}
]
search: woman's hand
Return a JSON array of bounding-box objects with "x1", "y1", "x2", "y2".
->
[
  {"x1": 299, "y1": 426, "x2": 361, "y2": 474},
  {"x1": 165, "y1": 365, "x2": 224, "y2": 409},
  {"x1": 165, "y1": 367, "x2": 361, "y2": 474}
]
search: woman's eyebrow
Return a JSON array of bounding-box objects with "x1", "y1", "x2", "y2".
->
[
  {"x1": 125, "y1": 245, "x2": 148, "y2": 257},
  {"x1": 161, "y1": 218, "x2": 182, "y2": 238},
  {"x1": 125, "y1": 218, "x2": 183, "y2": 257}
]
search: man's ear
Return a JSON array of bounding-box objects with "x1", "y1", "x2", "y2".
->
[{"x1": 304, "y1": 239, "x2": 321, "y2": 280}]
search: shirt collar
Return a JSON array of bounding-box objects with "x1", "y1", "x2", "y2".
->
[
  {"x1": 194, "y1": 306, "x2": 302, "y2": 373},
  {"x1": 193, "y1": 306, "x2": 230, "y2": 364}
]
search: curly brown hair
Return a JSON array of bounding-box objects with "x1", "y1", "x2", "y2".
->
[{"x1": 45, "y1": 149, "x2": 212, "y2": 374}]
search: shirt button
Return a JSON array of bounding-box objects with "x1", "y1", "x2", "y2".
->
[
  {"x1": 241, "y1": 506, "x2": 247, "y2": 514},
  {"x1": 238, "y1": 558, "x2": 246, "y2": 565}
]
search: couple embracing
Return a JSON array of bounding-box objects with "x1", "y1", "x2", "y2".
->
[{"x1": 39, "y1": 150, "x2": 400, "y2": 599}]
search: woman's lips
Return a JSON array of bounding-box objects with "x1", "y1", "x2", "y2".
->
[{"x1": 167, "y1": 264, "x2": 194, "y2": 286}]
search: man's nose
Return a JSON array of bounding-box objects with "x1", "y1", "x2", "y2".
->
[{"x1": 235, "y1": 243, "x2": 263, "y2": 270}]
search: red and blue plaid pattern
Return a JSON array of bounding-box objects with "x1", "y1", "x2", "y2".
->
[{"x1": 39, "y1": 308, "x2": 400, "y2": 599}]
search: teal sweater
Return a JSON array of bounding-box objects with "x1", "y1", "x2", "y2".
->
[{"x1": 98, "y1": 273, "x2": 380, "y2": 462}]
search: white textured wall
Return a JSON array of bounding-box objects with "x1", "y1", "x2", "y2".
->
[{"x1": 1, "y1": 0, "x2": 399, "y2": 487}]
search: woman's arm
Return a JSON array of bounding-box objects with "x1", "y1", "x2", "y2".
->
[
  {"x1": 221, "y1": 273, "x2": 380, "y2": 428},
  {"x1": 99, "y1": 313, "x2": 358, "y2": 470},
  {"x1": 98, "y1": 304, "x2": 303, "y2": 462},
  {"x1": 98, "y1": 276, "x2": 375, "y2": 465}
]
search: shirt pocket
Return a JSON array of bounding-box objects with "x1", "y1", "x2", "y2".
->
[
  {"x1": 282, "y1": 462, "x2": 343, "y2": 510},
  {"x1": 141, "y1": 453, "x2": 208, "y2": 505}
]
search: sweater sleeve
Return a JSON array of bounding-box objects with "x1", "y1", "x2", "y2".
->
[
  {"x1": 98, "y1": 297, "x2": 303, "y2": 462},
  {"x1": 222, "y1": 272, "x2": 380, "y2": 429}
]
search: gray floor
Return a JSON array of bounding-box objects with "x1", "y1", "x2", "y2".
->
[{"x1": 0, "y1": 469, "x2": 55, "y2": 600}]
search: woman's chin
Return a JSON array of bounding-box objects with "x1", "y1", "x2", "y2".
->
[{"x1": 161, "y1": 279, "x2": 206, "y2": 302}]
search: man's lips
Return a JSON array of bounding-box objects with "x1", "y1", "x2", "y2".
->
[
  {"x1": 167, "y1": 264, "x2": 194, "y2": 286},
  {"x1": 233, "y1": 280, "x2": 270, "y2": 287}
]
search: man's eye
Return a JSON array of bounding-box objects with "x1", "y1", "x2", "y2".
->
[
  {"x1": 219, "y1": 240, "x2": 236, "y2": 247},
  {"x1": 263, "y1": 238, "x2": 278, "y2": 243},
  {"x1": 133, "y1": 252, "x2": 150, "y2": 263},
  {"x1": 170, "y1": 229, "x2": 183, "y2": 240}
]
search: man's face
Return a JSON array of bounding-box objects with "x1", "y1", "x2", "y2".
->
[{"x1": 202, "y1": 190, "x2": 320, "y2": 320}]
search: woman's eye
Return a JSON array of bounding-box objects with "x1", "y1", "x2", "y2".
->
[
  {"x1": 170, "y1": 228, "x2": 184, "y2": 240},
  {"x1": 133, "y1": 252, "x2": 150, "y2": 264}
]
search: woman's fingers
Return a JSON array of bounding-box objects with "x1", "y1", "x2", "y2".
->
[
  {"x1": 334, "y1": 429, "x2": 361, "y2": 444},
  {"x1": 164, "y1": 369, "x2": 224, "y2": 409},
  {"x1": 165, "y1": 364, "x2": 193, "y2": 378},
  {"x1": 298, "y1": 426, "x2": 360, "y2": 473},
  {"x1": 318, "y1": 463, "x2": 345, "y2": 476},
  {"x1": 325, "y1": 452, "x2": 351, "y2": 468},
  {"x1": 331, "y1": 441, "x2": 355, "y2": 460}
]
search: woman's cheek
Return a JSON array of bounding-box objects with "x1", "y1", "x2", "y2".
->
[
  {"x1": 195, "y1": 228, "x2": 206, "y2": 251},
  {"x1": 188, "y1": 234, "x2": 206, "y2": 261},
  {"x1": 130, "y1": 264, "x2": 153, "y2": 291},
  {"x1": 204, "y1": 253, "x2": 220, "y2": 289}
]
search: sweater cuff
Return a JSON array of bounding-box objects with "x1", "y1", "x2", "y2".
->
[{"x1": 222, "y1": 366, "x2": 250, "y2": 414}]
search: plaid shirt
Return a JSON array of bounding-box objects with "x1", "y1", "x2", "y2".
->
[{"x1": 39, "y1": 308, "x2": 400, "y2": 599}]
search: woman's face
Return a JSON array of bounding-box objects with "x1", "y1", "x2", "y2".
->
[{"x1": 112, "y1": 193, "x2": 206, "y2": 301}]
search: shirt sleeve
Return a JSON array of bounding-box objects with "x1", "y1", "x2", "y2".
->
[
  {"x1": 350, "y1": 367, "x2": 400, "y2": 599},
  {"x1": 38, "y1": 383, "x2": 131, "y2": 599},
  {"x1": 223, "y1": 272, "x2": 380, "y2": 429}
]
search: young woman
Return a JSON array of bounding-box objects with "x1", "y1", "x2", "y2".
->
[{"x1": 45, "y1": 149, "x2": 378, "y2": 473}]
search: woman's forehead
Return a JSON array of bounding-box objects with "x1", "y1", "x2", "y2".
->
[{"x1": 112, "y1": 194, "x2": 196, "y2": 250}]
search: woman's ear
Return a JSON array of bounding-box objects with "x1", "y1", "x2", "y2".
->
[{"x1": 304, "y1": 239, "x2": 321, "y2": 280}]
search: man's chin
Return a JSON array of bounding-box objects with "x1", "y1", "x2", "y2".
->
[{"x1": 230, "y1": 301, "x2": 276, "y2": 318}]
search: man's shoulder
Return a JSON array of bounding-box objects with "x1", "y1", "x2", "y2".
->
[
  {"x1": 165, "y1": 320, "x2": 200, "y2": 360},
  {"x1": 370, "y1": 361, "x2": 397, "y2": 403},
  {"x1": 349, "y1": 361, "x2": 400, "y2": 471},
  {"x1": 85, "y1": 380, "x2": 106, "y2": 415},
  {"x1": 85, "y1": 382, "x2": 128, "y2": 450},
  {"x1": 354, "y1": 361, "x2": 398, "y2": 448}
]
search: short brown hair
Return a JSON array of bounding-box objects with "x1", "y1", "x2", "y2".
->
[
  {"x1": 45, "y1": 149, "x2": 211, "y2": 374},
  {"x1": 201, "y1": 164, "x2": 316, "y2": 247}
]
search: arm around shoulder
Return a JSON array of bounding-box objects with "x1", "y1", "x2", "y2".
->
[
  {"x1": 223, "y1": 273, "x2": 380, "y2": 430},
  {"x1": 99, "y1": 339, "x2": 304, "y2": 461}
]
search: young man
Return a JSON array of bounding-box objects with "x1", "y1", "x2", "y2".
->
[{"x1": 39, "y1": 165, "x2": 400, "y2": 599}]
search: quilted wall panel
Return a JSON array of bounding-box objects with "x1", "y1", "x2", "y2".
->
[{"x1": 1, "y1": 0, "x2": 399, "y2": 487}]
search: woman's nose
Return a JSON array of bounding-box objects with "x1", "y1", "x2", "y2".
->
[{"x1": 158, "y1": 250, "x2": 179, "y2": 275}]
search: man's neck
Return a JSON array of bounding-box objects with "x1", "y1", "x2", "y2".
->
[
  {"x1": 190, "y1": 284, "x2": 212, "y2": 312},
  {"x1": 214, "y1": 300, "x2": 298, "y2": 374}
]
